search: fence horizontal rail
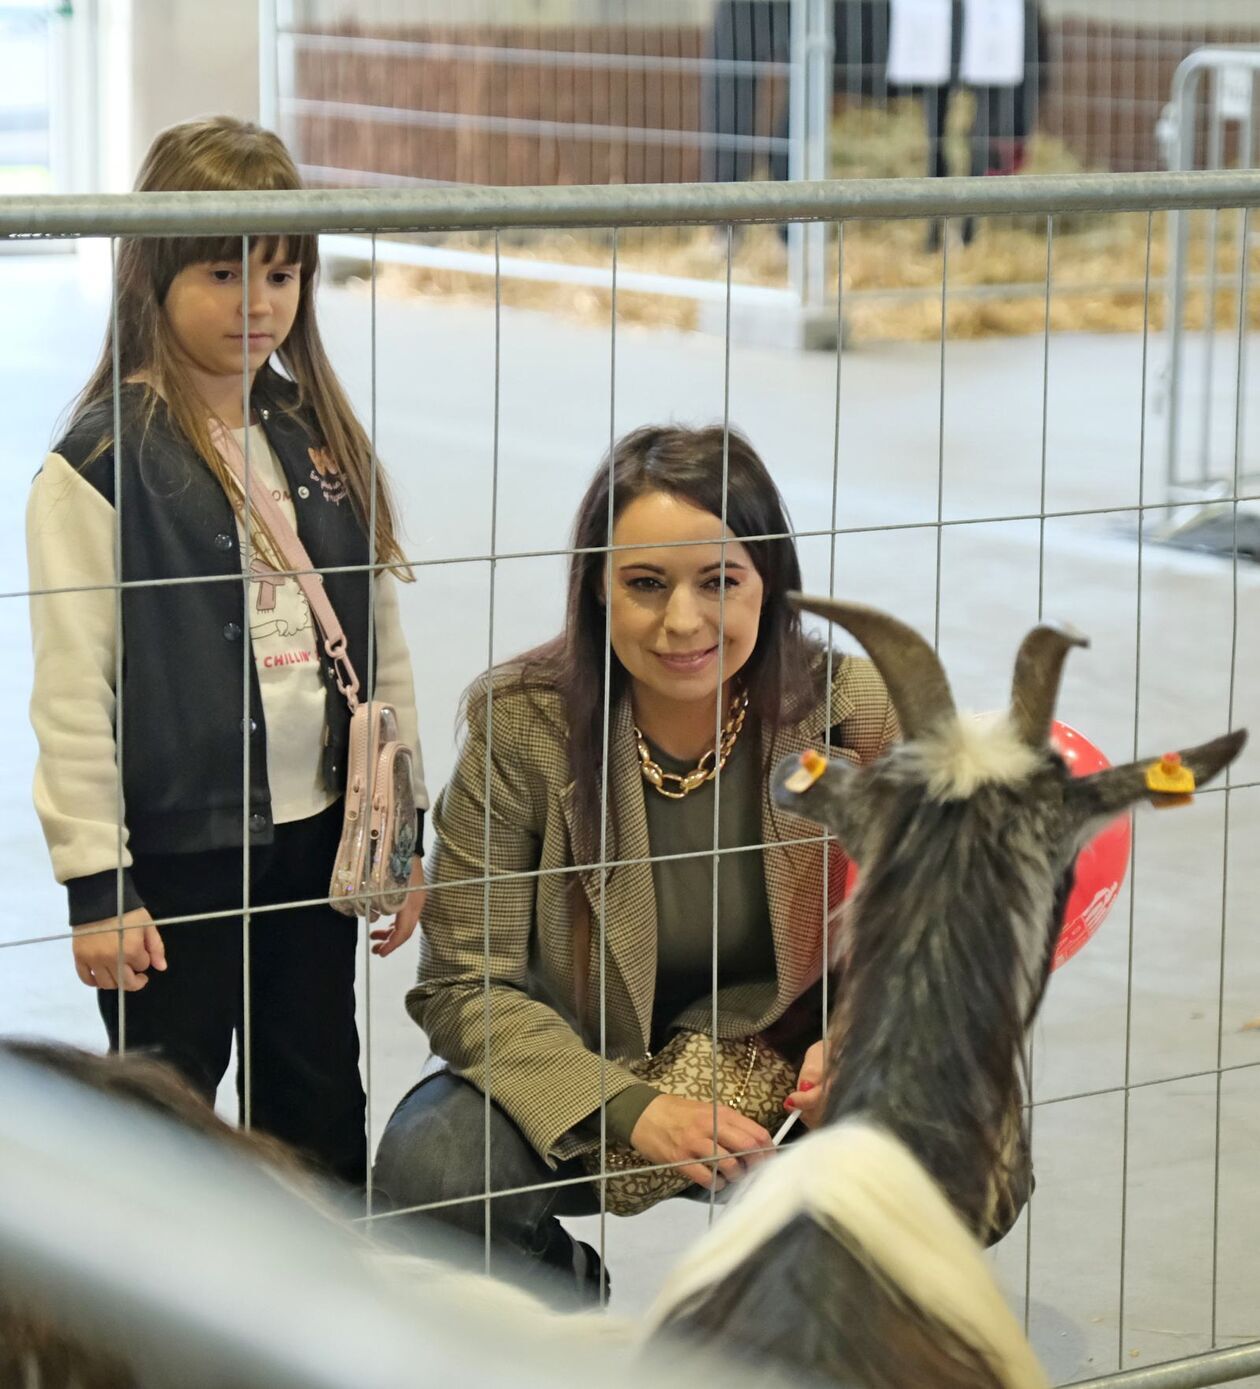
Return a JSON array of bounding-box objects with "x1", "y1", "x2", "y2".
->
[
  {"x1": 284, "y1": 95, "x2": 791, "y2": 155},
  {"x1": 1064, "y1": 1339, "x2": 1260, "y2": 1389},
  {"x1": 6, "y1": 170, "x2": 1260, "y2": 240},
  {"x1": 283, "y1": 29, "x2": 793, "y2": 78}
]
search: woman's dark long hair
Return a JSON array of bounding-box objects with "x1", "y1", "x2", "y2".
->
[{"x1": 512, "y1": 424, "x2": 823, "y2": 848}]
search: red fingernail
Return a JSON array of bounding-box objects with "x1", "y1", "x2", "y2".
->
[
  {"x1": 800, "y1": 1081, "x2": 815, "y2": 1092},
  {"x1": 784, "y1": 1097, "x2": 796, "y2": 1109}
]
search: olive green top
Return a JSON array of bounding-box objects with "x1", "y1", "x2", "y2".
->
[{"x1": 603, "y1": 731, "x2": 777, "y2": 1144}]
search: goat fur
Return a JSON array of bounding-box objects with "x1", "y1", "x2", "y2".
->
[
  {"x1": 647, "y1": 1121, "x2": 1047, "y2": 1389},
  {"x1": 358, "y1": 602, "x2": 1243, "y2": 1389},
  {"x1": 640, "y1": 599, "x2": 1246, "y2": 1386}
]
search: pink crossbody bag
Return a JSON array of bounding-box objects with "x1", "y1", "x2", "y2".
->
[{"x1": 214, "y1": 423, "x2": 417, "y2": 919}]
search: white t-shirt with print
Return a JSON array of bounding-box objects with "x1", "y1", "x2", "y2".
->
[{"x1": 230, "y1": 424, "x2": 337, "y2": 825}]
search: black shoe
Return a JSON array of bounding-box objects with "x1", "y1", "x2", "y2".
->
[
  {"x1": 570, "y1": 1237, "x2": 610, "y2": 1306},
  {"x1": 535, "y1": 1224, "x2": 610, "y2": 1308}
]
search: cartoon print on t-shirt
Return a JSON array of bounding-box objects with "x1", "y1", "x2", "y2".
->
[
  {"x1": 308, "y1": 444, "x2": 348, "y2": 506},
  {"x1": 251, "y1": 559, "x2": 284, "y2": 612},
  {"x1": 249, "y1": 556, "x2": 315, "y2": 653}
]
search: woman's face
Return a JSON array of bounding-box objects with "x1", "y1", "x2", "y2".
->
[{"x1": 604, "y1": 490, "x2": 764, "y2": 712}]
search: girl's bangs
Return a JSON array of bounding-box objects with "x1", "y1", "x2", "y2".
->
[{"x1": 157, "y1": 231, "x2": 318, "y2": 284}]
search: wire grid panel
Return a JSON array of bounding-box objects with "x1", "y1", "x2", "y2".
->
[
  {"x1": 1162, "y1": 49, "x2": 1260, "y2": 496},
  {"x1": 270, "y1": 0, "x2": 819, "y2": 305},
  {"x1": 264, "y1": 2, "x2": 1260, "y2": 321},
  {"x1": 3, "y1": 177, "x2": 1260, "y2": 1386},
  {"x1": 271, "y1": 1, "x2": 1260, "y2": 187}
]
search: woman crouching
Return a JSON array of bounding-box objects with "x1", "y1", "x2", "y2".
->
[{"x1": 373, "y1": 425, "x2": 898, "y2": 1300}]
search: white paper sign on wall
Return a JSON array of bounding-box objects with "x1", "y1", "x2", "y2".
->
[
  {"x1": 888, "y1": 0, "x2": 953, "y2": 87},
  {"x1": 1216, "y1": 66, "x2": 1254, "y2": 125},
  {"x1": 960, "y1": 0, "x2": 1025, "y2": 88}
]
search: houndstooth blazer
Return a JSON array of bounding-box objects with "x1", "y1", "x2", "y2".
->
[{"x1": 407, "y1": 654, "x2": 898, "y2": 1165}]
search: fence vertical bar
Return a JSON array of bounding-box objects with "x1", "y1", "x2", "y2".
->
[
  {"x1": 1210, "y1": 204, "x2": 1248, "y2": 1349},
  {"x1": 110, "y1": 235, "x2": 126, "y2": 1053},
  {"x1": 787, "y1": 0, "x2": 832, "y2": 312},
  {"x1": 363, "y1": 230, "x2": 379, "y2": 1214},
  {"x1": 804, "y1": 0, "x2": 833, "y2": 309},
  {"x1": 595, "y1": 225, "x2": 619, "y2": 1303},
  {"x1": 933, "y1": 227, "x2": 948, "y2": 651},
  {"x1": 1166, "y1": 62, "x2": 1205, "y2": 495},
  {"x1": 822, "y1": 218, "x2": 846, "y2": 1036},
  {"x1": 1233, "y1": 124, "x2": 1254, "y2": 485},
  {"x1": 1119, "y1": 210, "x2": 1156, "y2": 1373},
  {"x1": 481, "y1": 229, "x2": 502, "y2": 1278},
  {"x1": 259, "y1": 0, "x2": 279, "y2": 131},
  {"x1": 1024, "y1": 211, "x2": 1056, "y2": 1336},
  {"x1": 240, "y1": 234, "x2": 253, "y2": 1133},
  {"x1": 1200, "y1": 112, "x2": 1224, "y2": 488},
  {"x1": 709, "y1": 220, "x2": 734, "y2": 1224},
  {"x1": 786, "y1": 0, "x2": 809, "y2": 305}
]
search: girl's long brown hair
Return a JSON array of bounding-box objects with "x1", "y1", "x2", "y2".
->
[{"x1": 70, "y1": 114, "x2": 407, "y2": 570}]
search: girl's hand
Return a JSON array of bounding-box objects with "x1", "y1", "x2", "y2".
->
[
  {"x1": 784, "y1": 1038, "x2": 830, "y2": 1131},
  {"x1": 369, "y1": 857, "x2": 427, "y2": 957},
  {"x1": 628, "y1": 1094, "x2": 772, "y2": 1191},
  {"x1": 72, "y1": 908, "x2": 166, "y2": 991}
]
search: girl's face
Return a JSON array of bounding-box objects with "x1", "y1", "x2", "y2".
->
[
  {"x1": 605, "y1": 490, "x2": 764, "y2": 713},
  {"x1": 162, "y1": 240, "x2": 301, "y2": 382}
]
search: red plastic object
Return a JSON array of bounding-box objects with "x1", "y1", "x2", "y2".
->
[
  {"x1": 1047, "y1": 719, "x2": 1131, "y2": 970},
  {"x1": 834, "y1": 718, "x2": 1130, "y2": 971}
]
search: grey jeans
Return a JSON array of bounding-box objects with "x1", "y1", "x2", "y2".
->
[{"x1": 372, "y1": 1069, "x2": 603, "y2": 1298}]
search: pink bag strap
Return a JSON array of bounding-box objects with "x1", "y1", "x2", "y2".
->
[{"x1": 211, "y1": 420, "x2": 361, "y2": 712}]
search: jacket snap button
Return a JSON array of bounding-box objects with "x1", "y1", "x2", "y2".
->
[
  {"x1": 223, "y1": 622, "x2": 242, "y2": 641},
  {"x1": 297, "y1": 485, "x2": 310, "y2": 499},
  {"x1": 214, "y1": 532, "x2": 235, "y2": 552},
  {"x1": 240, "y1": 718, "x2": 258, "y2": 734},
  {"x1": 248, "y1": 813, "x2": 267, "y2": 834}
]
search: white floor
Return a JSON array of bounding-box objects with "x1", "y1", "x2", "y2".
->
[{"x1": 2, "y1": 250, "x2": 1259, "y2": 1384}]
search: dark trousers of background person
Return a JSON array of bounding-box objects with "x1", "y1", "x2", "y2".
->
[
  {"x1": 703, "y1": 0, "x2": 1042, "y2": 186},
  {"x1": 373, "y1": 1070, "x2": 604, "y2": 1307},
  {"x1": 98, "y1": 800, "x2": 366, "y2": 1189}
]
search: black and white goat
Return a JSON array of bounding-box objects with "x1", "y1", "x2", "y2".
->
[{"x1": 644, "y1": 596, "x2": 1245, "y2": 1389}]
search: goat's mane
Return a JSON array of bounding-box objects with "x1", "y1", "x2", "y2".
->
[{"x1": 824, "y1": 768, "x2": 1068, "y2": 1234}]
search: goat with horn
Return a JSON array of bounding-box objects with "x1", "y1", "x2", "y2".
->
[{"x1": 646, "y1": 596, "x2": 1245, "y2": 1389}]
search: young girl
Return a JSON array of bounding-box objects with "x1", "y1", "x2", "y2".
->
[{"x1": 26, "y1": 116, "x2": 428, "y2": 1188}]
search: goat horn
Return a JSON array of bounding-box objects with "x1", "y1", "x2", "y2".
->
[
  {"x1": 1009, "y1": 622, "x2": 1090, "y2": 747},
  {"x1": 788, "y1": 594, "x2": 956, "y2": 739}
]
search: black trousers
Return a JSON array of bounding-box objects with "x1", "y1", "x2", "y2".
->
[
  {"x1": 99, "y1": 800, "x2": 366, "y2": 1188},
  {"x1": 372, "y1": 1070, "x2": 603, "y2": 1305}
]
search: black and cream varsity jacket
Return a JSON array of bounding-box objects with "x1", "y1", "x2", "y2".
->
[{"x1": 26, "y1": 374, "x2": 427, "y2": 925}]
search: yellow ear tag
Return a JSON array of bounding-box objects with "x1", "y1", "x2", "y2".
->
[
  {"x1": 784, "y1": 748, "x2": 829, "y2": 794},
  {"x1": 1145, "y1": 752, "x2": 1195, "y2": 808}
]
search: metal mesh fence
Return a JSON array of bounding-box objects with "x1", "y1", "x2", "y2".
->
[
  {"x1": 270, "y1": 2, "x2": 1260, "y2": 188},
  {"x1": 261, "y1": 2, "x2": 1260, "y2": 353},
  {"x1": 2, "y1": 172, "x2": 1259, "y2": 1384}
]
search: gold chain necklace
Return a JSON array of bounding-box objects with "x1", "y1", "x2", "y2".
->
[{"x1": 633, "y1": 690, "x2": 750, "y2": 800}]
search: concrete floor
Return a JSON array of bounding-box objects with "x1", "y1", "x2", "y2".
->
[{"x1": 2, "y1": 250, "x2": 1258, "y2": 1384}]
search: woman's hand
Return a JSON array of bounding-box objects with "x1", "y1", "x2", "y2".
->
[
  {"x1": 370, "y1": 857, "x2": 427, "y2": 957},
  {"x1": 628, "y1": 1094, "x2": 772, "y2": 1191},
  {"x1": 72, "y1": 907, "x2": 166, "y2": 991},
  {"x1": 784, "y1": 1038, "x2": 830, "y2": 1130}
]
